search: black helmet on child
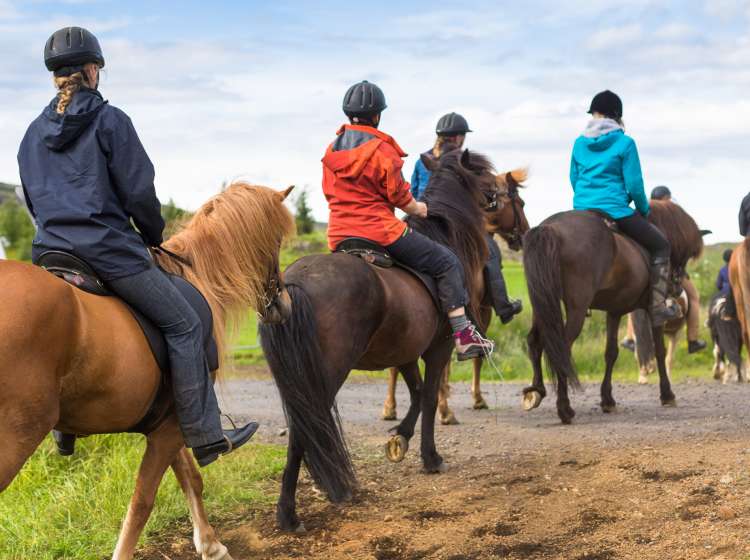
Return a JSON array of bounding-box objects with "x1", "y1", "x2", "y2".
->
[
  {"x1": 342, "y1": 80, "x2": 387, "y2": 118},
  {"x1": 650, "y1": 185, "x2": 672, "y2": 200},
  {"x1": 723, "y1": 249, "x2": 734, "y2": 263},
  {"x1": 588, "y1": 90, "x2": 623, "y2": 120},
  {"x1": 436, "y1": 112, "x2": 472, "y2": 136},
  {"x1": 44, "y1": 27, "x2": 105, "y2": 77}
]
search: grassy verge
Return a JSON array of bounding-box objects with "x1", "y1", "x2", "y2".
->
[{"x1": 0, "y1": 436, "x2": 284, "y2": 560}]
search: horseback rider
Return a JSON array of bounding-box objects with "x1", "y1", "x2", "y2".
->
[
  {"x1": 570, "y1": 90, "x2": 680, "y2": 326},
  {"x1": 322, "y1": 81, "x2": 494, "y2": 360},
  {"x1": 717, "y1": 249, "x2": 732, "y2": 296},
  {"x1": 649, "y1": 185, "x2": 706, "y2": 352},
  {"x1": 740, "y1": 192, "x2": 750, "y2": 236},
  {"x1": 410, "y1": 113, "x2": 522, "y2": 324},
  {"x1": 17, "y1": 27, "x2": 257, "y2": 466}
]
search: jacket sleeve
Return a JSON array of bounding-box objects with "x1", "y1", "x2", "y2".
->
[
  {"x1": 410, "y1": 163, "x2": 421, "y2": 200},
  {"x1": 569, "y1": 150, "x2": 579, "y2": 190},
  {"x1": 622, "y1": 140, "x2": 650, "y2": 216},
  {"x1": 739, "y1": 192, "x2": 750, "y2": 236},
  {"x1": 379, "y1": 146, "x2": 414, "y2": 209},
  {"x1": 100, "y1": 111, "x2": 165, "y2": 246}
]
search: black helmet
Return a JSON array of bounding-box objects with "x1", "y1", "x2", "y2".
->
[
  {"x1": 44, "y1": 27, "x2": 105, "y2": 77},
  {"x1": 650, "y1": 185, "x2": 672, "y2": 200},
  {"x1": 723, "y1": 249, "x2": 734, "y2": 263},
  {"x1": 436, "y1": 112, "x2": 472, "y2": 136},
  {"x1": 588, "y1": 90, "x2": 623, "y2": 120},
  {"x1": 342, "y1": 80, "x2": 387, "y2": 118}
]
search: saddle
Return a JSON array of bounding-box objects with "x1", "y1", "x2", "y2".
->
[
  {"x1": 36, "y1": 250, "x2": 218, "y2": 435},
  {"x1": 334, "y1": 237, "x2": 440, "y2": 307}
]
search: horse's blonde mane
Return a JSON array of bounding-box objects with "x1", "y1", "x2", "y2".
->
[
  {"x1": 156, "y1": 182, "x2": 295, "y2": 369},
  {"x1": 496, "y1": 167, "x2": 529, "y2": 188}
]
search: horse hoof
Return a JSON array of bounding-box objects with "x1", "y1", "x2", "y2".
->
[
  {"x1": 385, "y1": 435, "x2": 409, "y2": 463},
  {"x1": 473, "y1": 398, "x2": 489, "y2": 410},
  {"x1": 638, "y1": 375, "x2": 649, "y2": 385},
  {"x1": 440, "y1": 413, "x2": 460, "y2": 425},
  {"x1": 381, "y1": 409, "x2": 397, "y2": 421},
  {"x1": 522, "y1": 390, "x2": 543, "y2": 411},
  {"x1": 219, "y1": 552, "x2": 235, "y2": 560},
  {"x1": 294, "y1": 522, "x2": 307, "y2": 534},
  {"x1": 601, "y1": 403, "x2": 616, "y2": 413},
  {"x1": 661, "y1": 398, "x2": 677, "y2": 408},
  {"x1": 423, "y1": 461, "x2": 448, "y2": 474}
]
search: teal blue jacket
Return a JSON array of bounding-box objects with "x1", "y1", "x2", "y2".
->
[
  {"x1": 410, "y1": 151, "x2": 432, "y2": 200},
  {"x1": 569, "y1": 127, "x2": 649, "y2": 219}
]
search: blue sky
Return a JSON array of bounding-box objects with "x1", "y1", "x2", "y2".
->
[{"x1": 1, "y1": 0, "x2": 748, "y2": 241}]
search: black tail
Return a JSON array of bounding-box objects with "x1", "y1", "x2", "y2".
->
[
  {"x1": 523, "y1": 226, "x2": 580, "y2": 388},
  {"x1": 632, "y1": 309, "x2": 655, "y2": 368},
  {"x1": 259, "y1": 285, "x2": 355, "y2": 502}
]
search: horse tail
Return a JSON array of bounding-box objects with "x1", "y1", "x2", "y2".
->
[
  {"x1": 632, "y1": 309, "x2": 655, "y2": 368},
  {"x1": 258, "y1": 284, "x2": 355, "y2": 502},
  {"x1": 523, "y1": 225, "x2": 580, "y2": 388}
]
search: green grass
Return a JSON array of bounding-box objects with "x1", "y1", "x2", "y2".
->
[{"x1": 0, "y1": 436, "x2": 285, "y2": 560}]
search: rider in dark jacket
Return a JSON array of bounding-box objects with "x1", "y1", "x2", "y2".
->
[{"x1": 17, "y1": 27, "x2": 257, "y2": 466}]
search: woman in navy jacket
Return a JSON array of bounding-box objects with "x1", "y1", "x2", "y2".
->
[{"x1": 17, "y1": 27, "x2": 256, "y2": 466}]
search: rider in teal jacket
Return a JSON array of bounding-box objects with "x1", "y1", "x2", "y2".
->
[{"x1": 570, "y1": 90, "x2": 679, "y2": 327}]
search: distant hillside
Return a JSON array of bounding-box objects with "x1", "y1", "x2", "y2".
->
[{"x1": 0, "y1": 183, "x2": 17, "y2": 203}]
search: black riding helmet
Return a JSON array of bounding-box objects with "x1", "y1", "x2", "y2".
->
[
  {"x1": 436, "y1": 112, "x2": 472, "y2": 136},
  {"x1": 650, "y1": 185, "x2": 672, "y2": 200},
  {"x1": 342, "y1": 80, "x2": 387, "y2": 118},
  {"x1": 44, "y1": 27, "x2": 105, "y2": 77},
  {"x1": 588, "y1": 90, "x2": 622, "y2": 120}
]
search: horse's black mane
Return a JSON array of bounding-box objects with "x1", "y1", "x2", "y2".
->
[{"x1": 406, "y1": 149, "x2": 492, "y2": 316}]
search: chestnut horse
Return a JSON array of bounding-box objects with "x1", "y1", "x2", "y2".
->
[
  {"x1": 0, "y1": 183, "x2": 295, "y2": 560},
  {"x1": 259, "y1": 149, "x2": 497, "y2": 532},
  {"x1": 522, "y1": 201, "x2": 702, "y2": 424},
  {"x1": 729, "y1": 238, "x2": 750, "y2": 380},
  {"x1": 381, "y1": 168, "x2": 530, "y2": 424}
]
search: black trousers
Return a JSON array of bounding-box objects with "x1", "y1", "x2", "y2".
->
[
  {"x1": 387, "y1": 228, "x2": 467, "y2": 313},
  {"x1": 485, "y1": 233, "x2": 511, "y2": 310},
  {"x1": 616, "y1": 213, "x2": 670, "y2": 261}
]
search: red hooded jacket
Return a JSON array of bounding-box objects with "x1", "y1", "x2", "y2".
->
[{"x1": 322, "y1": 124, "x2": 414, "y2": 250}]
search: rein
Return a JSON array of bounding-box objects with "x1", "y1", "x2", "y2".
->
[{"x1": 152, "y1": 245, "x2": 193, "y2": 268}]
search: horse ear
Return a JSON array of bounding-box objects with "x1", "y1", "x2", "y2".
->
[
  {"x1": 460, "y1": 149, "x2": 471, "y2": 168},
  {"x1": 421, "y1": 153, "x2": 438, "y2": 172},
  {"x1": 280, "y1": 185, "x2": 295, "y2": 200}
]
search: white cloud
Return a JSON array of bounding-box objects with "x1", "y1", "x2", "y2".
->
[{"x1": 585, "y1": 24, "x2": 644, "y2": 50}]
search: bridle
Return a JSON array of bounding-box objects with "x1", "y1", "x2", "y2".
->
[
  {"x1": 258, "y1": 267, "x2": 283, "y2": 320},
  {"x1": 497, "y1": 183, "x2": 524, "y2": 248}
]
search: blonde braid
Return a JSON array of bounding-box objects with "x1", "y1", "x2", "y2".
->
[{"x1": 53, "y1": 72, "x2": 85, "y2": 114}]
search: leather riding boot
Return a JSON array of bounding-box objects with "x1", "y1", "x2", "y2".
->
[
  {"x1": 485, "y1": 267, "x2": 523, "y2": 324},
  {"x1": 192, "y1": 421, "x2": 260, "y2": 467},
  {"x1": 650, "y1": 257, "x2": 681, "y2": 327},
  {"x1": 52, "y1": 430, "x2": 76, "y2": 456}
]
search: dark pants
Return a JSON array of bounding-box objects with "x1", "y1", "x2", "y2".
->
[
  {"x1": 616, "y1": 213, "x2": 670, "y2": 261},
  {"x1": 485, "y1": 234, "x2": 511, "y2": 311},
  {"x1": 109, "y1": 266, "x2": 222, "y2": 448},
  {"x1": 387, "y1": 228, "x2": 467, "y2": 313}
]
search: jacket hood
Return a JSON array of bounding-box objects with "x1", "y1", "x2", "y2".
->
[
  {"x1": 40, "y1": 88, "x2": 106, "y2": 151},
  {"x1": 322, "y1": 124, "x2": 405, "y2": 180},
  {"x1": 579, "y1": 118, "x2": 624, "y2": 152}
]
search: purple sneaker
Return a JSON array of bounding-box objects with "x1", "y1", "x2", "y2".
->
[{"x1": 454, "y1": 325, "x2": 495, "y2": 361}]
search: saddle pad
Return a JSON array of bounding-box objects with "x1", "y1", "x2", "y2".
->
[{"x1": 334, "y1": 238, "x2": 440, "y2": 309}]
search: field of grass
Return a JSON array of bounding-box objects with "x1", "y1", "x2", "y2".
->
[{"x1": 0, "y1": 436, "x2": 285, "y2": 559}]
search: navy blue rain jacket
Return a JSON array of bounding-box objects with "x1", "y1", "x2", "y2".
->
[{"x1": 18, "y1": 88, "x2": 164, "y2": 280}]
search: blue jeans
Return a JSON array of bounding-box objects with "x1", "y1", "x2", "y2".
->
[{"x1": 109, "y1": 266, "x2": 222, "y2": 447}]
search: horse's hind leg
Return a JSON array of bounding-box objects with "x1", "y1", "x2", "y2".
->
[
  {"x1": 438, "y1": 362, "x2": 459, "y2": 425},
  {"x1": 556, "y1": 307, "x2": 587, "y2": 424},
  {"x1": 523, "y1": 321, "x2": 546, "y2": 411},
  {"x1": 112, "y1": 419, "x2": 184, "y2": 560},
  {"x1": 276, "y1": 426, "x2": 305, "y2": 532},
  {"x1": 386, "y1": 362, "x2": 422, "y2": 463},
  {"x1": 653, "y1": 326, "x2": 676, "y2": 406},
  {"x1": 472, "y1": 357, "x2": 489, "y2": 410},
  {"x1": 600, "y1": 313, "x2": 621, "y2": 413},
  {"x1": 171, "y1": 448, "x2": 232, "y2": 560},
  {"x1": 382, "y1": 367, "x2": 398, "y2": 421}
]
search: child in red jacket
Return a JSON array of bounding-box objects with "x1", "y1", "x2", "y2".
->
[{"x1": 322, "y1": 80, "x2": 493, "y2": 360}]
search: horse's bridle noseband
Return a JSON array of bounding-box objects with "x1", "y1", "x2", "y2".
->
[{"x1": 496, "y1": 185, "x2": 524, "y2": 248}]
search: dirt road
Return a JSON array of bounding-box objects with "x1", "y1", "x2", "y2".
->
[{"x1": 149, "y1": 374, "x2": 750, "y2": 559}]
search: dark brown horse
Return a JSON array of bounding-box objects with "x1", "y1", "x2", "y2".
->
[
  {"x1": 259, "y1": 149, "x2": 498, "y2": 532},
  {"x1": 382, "y1": 168, "x2": 530, "y2": 424},
  {"x1": 522, "y1": 201, "x2": 703, "y2": 424}
]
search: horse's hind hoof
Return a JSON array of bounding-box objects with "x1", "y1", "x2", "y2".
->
[
  {"x1": 385, "y1": 435, "x2": 409, "y2": 463},
  {"x1": 601, "y1": 403, "x2": 617, "y2": 413},
  {"x1": 381, "y1": 408, "x2": 397, "y2": 421},
  {"x1": 522, "y1": 390, "x2": 543, "y2": 411},
  {"x1": 473, "y1": 397, "x2": 489, "y2": 410},
  {"x1": 423, "y1": 461, "x2": 448, "y2": 474},
  {"x1": 439, "y1": 412, "x2": 460, "y2": 425},
  {"x1": 294, "y1": 522, "x2": 307, "y2": 534},
  {"x1": 638, "y1": 375, "x2": 649, "y2": 385},
  {"x1": 661, "y1": 398, "x2": 677, "y2": 407}
]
